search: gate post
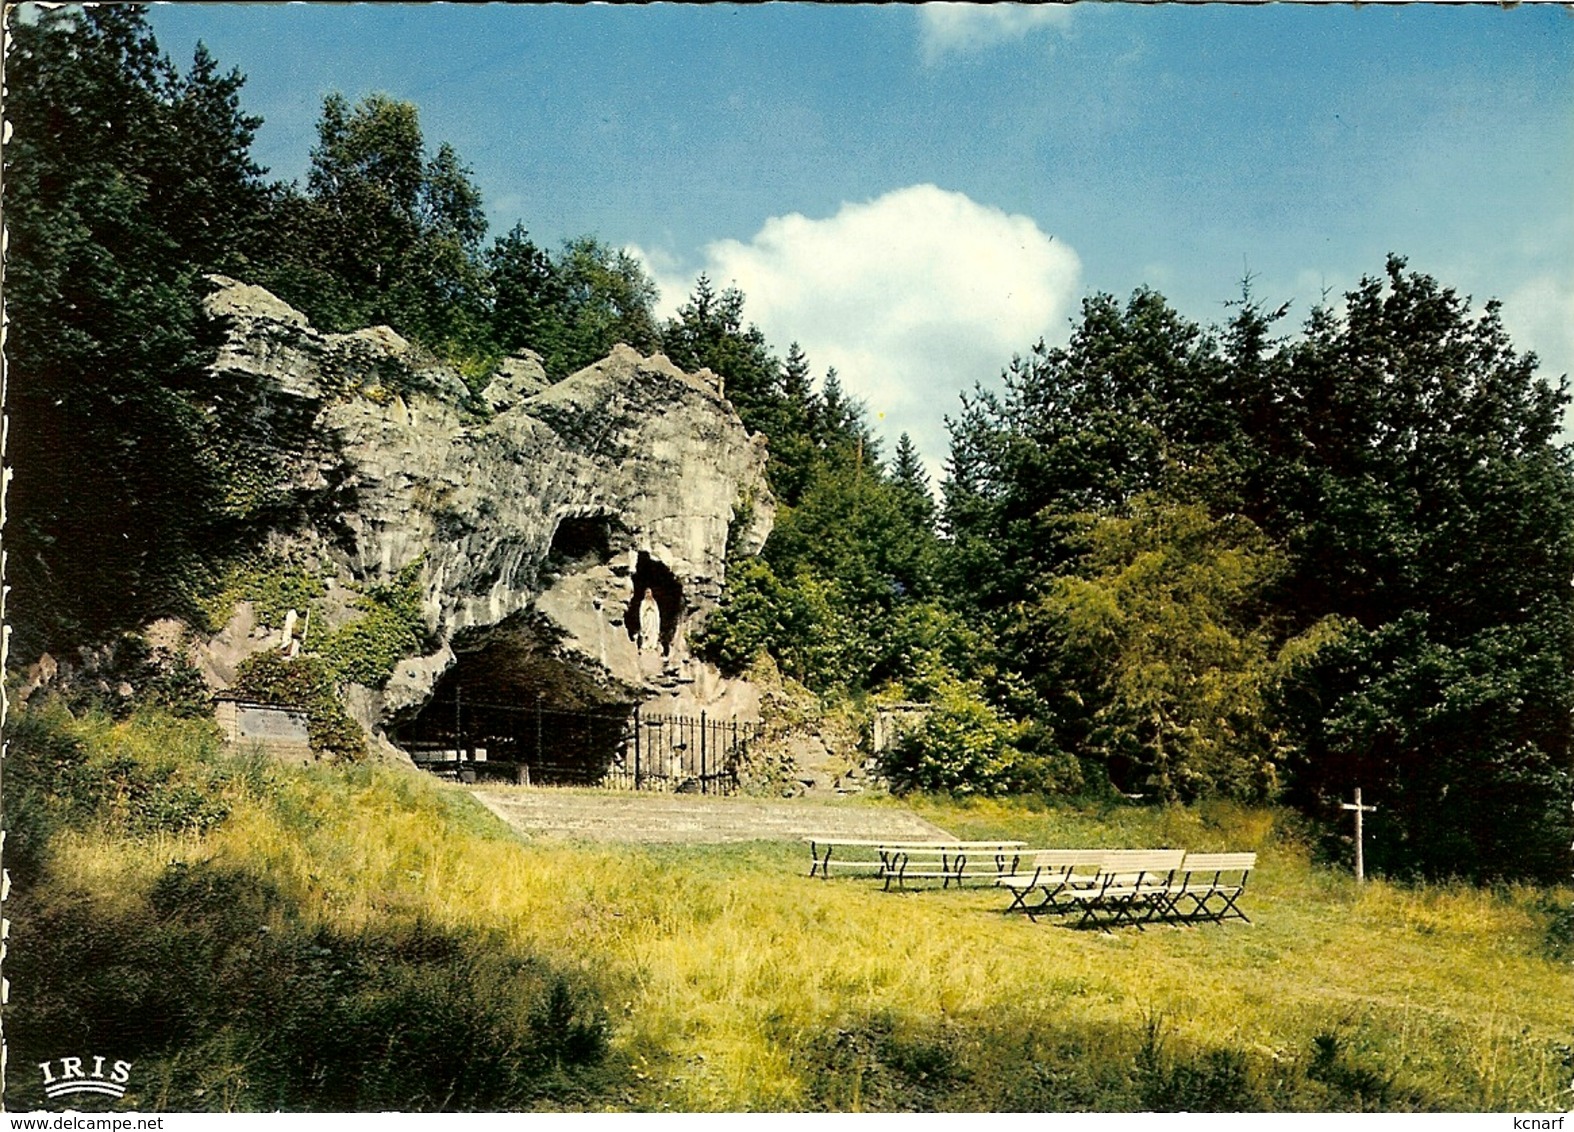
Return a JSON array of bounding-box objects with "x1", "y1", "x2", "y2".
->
[
  {"x1": 700, "y1": 711, "x2": 708, "y2": 794},
  {"x1": 634, "y1": 704, "x2": 642, "y2": 790}
]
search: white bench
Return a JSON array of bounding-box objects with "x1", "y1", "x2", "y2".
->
[
  {"x1": 1059, "y1": 850, "x2": 1187, "y2": 930},
  {"x1": 997, "y1": 849, "x2": 1108, "y2": 919},
  {"x1": 879, "y1": 842, "x2": 1029, "y2": 890},
  {"x1": 804, "y1": 838, "x2": 891, "y2": 878},
  {"x1": 1155, "y1": 852, "x2": 1256, "y2": 924}
]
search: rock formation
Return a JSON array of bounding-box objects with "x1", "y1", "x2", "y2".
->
[{"x1": 197, "y1": 276, "x2": 774, "y2": 758}]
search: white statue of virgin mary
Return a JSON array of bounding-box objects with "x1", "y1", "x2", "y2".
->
[{"x1": 638, "y1": 590, "x2": 661, "y2": 652}]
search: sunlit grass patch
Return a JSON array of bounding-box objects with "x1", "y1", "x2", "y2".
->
[{"x1": 7, "y1": 704, "x2": 1570, "y2": 1111}]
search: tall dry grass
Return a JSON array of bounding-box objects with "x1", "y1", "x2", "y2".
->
[{"x1": 9, "y1": 706, "x2": 1571, "y2": 1110}]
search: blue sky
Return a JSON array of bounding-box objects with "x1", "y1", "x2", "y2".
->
[{"x1": 148, "y1": 3, "x2": 1574, "y2": 479}]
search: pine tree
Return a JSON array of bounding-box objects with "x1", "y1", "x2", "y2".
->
[
  {"x1": 819, "y1": 368, "x2": 849, "y2": 446},
  {"x1": 780, "y1": 342, "x2": 818, "y2": 433},
  {"x1": 159, "y1": 42, "x2": 269, "y2": 274},
  {"x1": 487, "y1": 223, "x2": 563, "y2": 359},
  {"x1": 757, "y1": 342, "x2": 821, "y2": 508},
  {"x1": 661, "y1": 276, "x2": 778, "y2": 430},
  {"x1": 889, "y1": 433, "x2": 936, "y2": 532}
]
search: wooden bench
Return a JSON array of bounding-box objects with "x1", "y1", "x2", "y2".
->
[
  {"x1": 804, "y1": 838, "x2": 1026, "y2": 887},
  {"x1": 996, "y1": 849, "x2": 1108, "y2": 920},
  {"x1": 1059, "y1": 850, "x2": 1187, "y2": 930},
  {"x1": 804, "y1": 838, "x2": 892, "y2": 879},
  {"x1": 1154, "y1": 852, "x2": 1256, "y2": 925},
  {"x1": 880, "y1": 842, "x2": 1029, "y2": 890}
]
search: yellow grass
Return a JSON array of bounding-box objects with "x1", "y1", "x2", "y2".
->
[{"x1": 42, "y1": 747, "x2": 1574, "y2": 1111}]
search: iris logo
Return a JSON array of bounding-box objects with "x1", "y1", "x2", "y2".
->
[{"x1": 37, "y1": 1056, "x2": 133, "y2": 1100}]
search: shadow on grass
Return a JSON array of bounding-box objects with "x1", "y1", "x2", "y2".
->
[
  {"x1": 797, "y1": 1008, "x2": 1434, "y2": 1112},
  {"x1": 5, "y1": 860, "x2": 624, "y2": 1112}
]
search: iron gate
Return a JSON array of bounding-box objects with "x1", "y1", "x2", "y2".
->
[{"x1": 603, "y1": 709, "x2": 755, "y2": 794}]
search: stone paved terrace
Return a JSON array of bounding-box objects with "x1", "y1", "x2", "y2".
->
[{"x1": 469, "y1": 786, "x2": 954, "y2": 844}]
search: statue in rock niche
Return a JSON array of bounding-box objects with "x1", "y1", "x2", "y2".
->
[{"x1": 638, "y1": 589, "x2": 661, "y2": 653}]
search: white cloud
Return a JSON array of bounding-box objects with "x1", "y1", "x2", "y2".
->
[
  {"x1": 1500, "y1": 274, "x2": 1574, "y2": 440},
  {"x1": 644, "y1": 184, "x2": 1082, "y2": 485},
  {"x1": 1503, "y1": 274, "x2": 1574, "y2": 386},
  {"x1": 917, "y1": 3, "x2": 1075, "y2": 64}
]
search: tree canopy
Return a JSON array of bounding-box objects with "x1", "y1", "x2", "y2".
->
[
  {"x1": 5, "y1": 6, "x2": 268, "y2": 653},
  {"x1": 942, "y1": 261, "x2": 1574, "y2": 880},
  {"x1": 8, "y1": 8, "x2": 1569, "y2": 884},
  {"x1": 253, "y1": 92, "x2": 491, "y2": 353}
]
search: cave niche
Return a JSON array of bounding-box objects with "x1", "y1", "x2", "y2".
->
[
  {"x1": 623, "y1": 551, "x2": 683, "y2": 655},
  {"x1": 544, "y1": 511, "x2": 617, "y2": 579}
]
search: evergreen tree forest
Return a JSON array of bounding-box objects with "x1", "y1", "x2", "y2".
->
[{"x1": 7, "y1": 7, "x2": 1572, "y2": 882}]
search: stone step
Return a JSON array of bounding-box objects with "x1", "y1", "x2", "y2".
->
[{"x1": 469, "y1": 787, "x2": 953, "y2": 844}]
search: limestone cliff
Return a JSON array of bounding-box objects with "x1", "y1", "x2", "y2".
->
[{"x1": 198, "y1": 276, "x2": 774, "y2": 754}]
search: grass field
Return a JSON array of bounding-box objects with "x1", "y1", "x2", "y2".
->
[{"x1": 6, "y1": 706, "x2": 1572, "y2": 1111}]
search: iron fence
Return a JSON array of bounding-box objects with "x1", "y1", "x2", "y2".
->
[
  {"x1": 604, "y1": 709, "x2": 756, "y2": 794},
  {"x1": 398, "y1": 694, "x2": 753, "y2": 795}
]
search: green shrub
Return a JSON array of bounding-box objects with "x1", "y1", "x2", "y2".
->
[
  {"x1": 140, "y1": 650, "x2": 216, "y2": 719},
  {"x1": 1536, "y1": 893, "x2": 1574, "y2": 962},
  {"x1": 1, "y1": 701, "x2": 618, "y2": 1112},
  {"x1": 6, "y1": 703, "x2": 233, "y2": 836},
  {"x1": 51, "y1": 633, "x2": 214, "y2": 721},
  {"x1": 199, "y1": 556, "x2": 328, "y2": 633},
  {"x1": 1303, "y1": 1029, "x2": 1409, "y2": 1110},
  {"x1": 314, "y1": 559, "x2": 429, "y2": 688},
  {"x1": 693, "y1": 558, "x2": 802, "y2": 678},
  {"x1": 233, "y1": 652, "x2": 366, "y2": 761},
  {"x1": 5, "y1": 863, "x2": 620, "y2": 1112},
  {"x1": 788, "y1": 1007, "x2": 1440, "y2": 1112},
  {"x1": 806, "y1": 1013, "x2": 969, "y2": 1112},
  {"x1": 447, "y1": 341, "x2": 505, "y2": 402},
  {"x1": 1135, "y1": 1014, "x2": 1263, "y2": 1111},
  {"x1": 219, "y1": 918, "x2": 615, "y2": 1110},
  {"x1": 695, "y1": 560, "x2": 884, "y2": 693},
  {"x1": 878, "y1": 677, "x2": 1082, "y2": 797},
  {"x1": 3, "y1": 706, "x2": 94, "y2": 886}
]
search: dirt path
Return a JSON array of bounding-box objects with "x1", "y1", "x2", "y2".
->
[{"x1": 469, "y1": 786, "x2": 954, "y2": 844}]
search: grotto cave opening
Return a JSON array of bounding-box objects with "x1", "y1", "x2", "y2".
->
[{"x1": 389, "y1": 617, "x2": 633, "y2": 785}]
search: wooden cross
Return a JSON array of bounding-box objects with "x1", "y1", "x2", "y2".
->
[{"x1": 1341, "y1": 787, "x2": 1378, "y2": 883}]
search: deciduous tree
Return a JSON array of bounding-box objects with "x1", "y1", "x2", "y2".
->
[{"x1": 5, "y1": 7, "x2": 269, "y2": 654}]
